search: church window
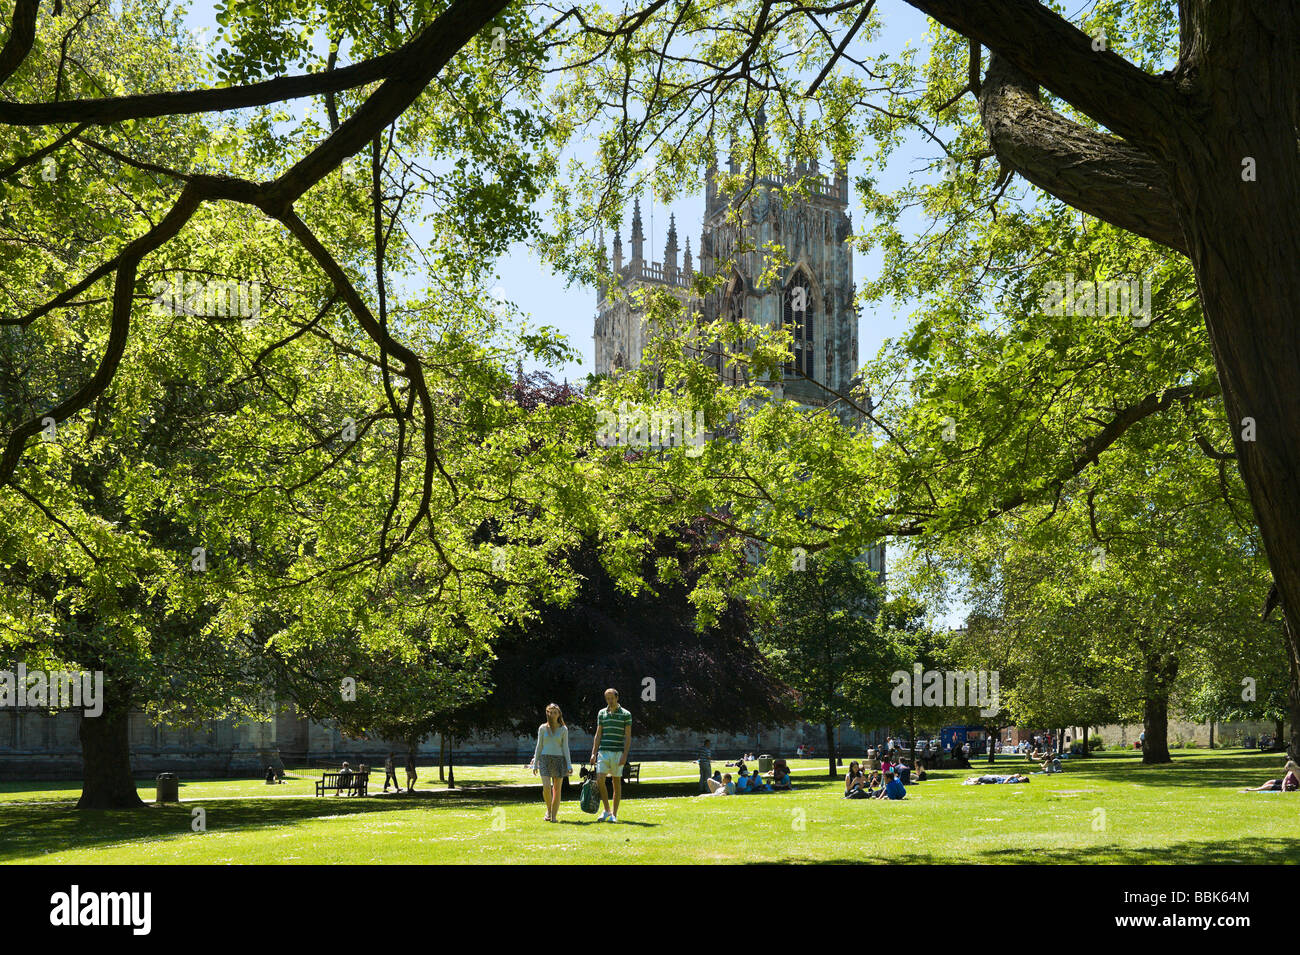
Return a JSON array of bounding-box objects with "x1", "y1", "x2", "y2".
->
[{"x1": 783, "y1": 272, "x2": 814, "y2": 378}]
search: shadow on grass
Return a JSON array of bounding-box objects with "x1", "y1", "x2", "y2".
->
[
  {"x1": 1001, "y1": 752, "x2": 1291, "y2": 789},
  {"x1": 0, "y1": 780, "x2": 682, "y2": 860},
  {"x1": 765, "y1": 836, "x2": 1300, "y2": 865}
]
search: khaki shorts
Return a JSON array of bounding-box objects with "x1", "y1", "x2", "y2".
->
[{"x1": 597, "y1": 752, "x2": 624, "y2": 776}]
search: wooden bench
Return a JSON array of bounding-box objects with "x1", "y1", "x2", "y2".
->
[
  {"x1": 315, "y1": 770, "x2": 370, "y2": 797},
  {"x1": 621, "y1": 762, "x2": 641, "y2": 784}
]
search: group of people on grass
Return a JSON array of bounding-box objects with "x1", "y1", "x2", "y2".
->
[
  {"x1": 701, "y1": 759, "x2": 794, "y2": 796},
  {"x1": 698, "y1": 743, "x2": 796, "y2": 794},
  {"x1": 843, "y1": 749, "x2": 919, "y2": 800}
]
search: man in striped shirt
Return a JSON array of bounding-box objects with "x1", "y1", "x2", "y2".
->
[{"x1": 590, "y1": 687, "x2": 632, "y2": 822}]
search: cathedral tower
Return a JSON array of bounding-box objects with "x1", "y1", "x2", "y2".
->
[{"x1": 595, "y1": 149, "x2": 857, "y2": 410}]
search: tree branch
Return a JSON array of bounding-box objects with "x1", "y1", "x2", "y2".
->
[
  {"x1": 0, "y1": 0, "x2": 40, "y2": 85},
  {"x1": 977, "y1": 54, "x2": 1187, "y2": 254},
  {"x1": 0, "y1": 47, "x2": 406, "y2": 126},
  {"x1": 905, "y1": 0, "x2": 1177, "y2": 148}
]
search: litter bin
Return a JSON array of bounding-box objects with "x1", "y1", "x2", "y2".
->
[
  {"x1": 758, "y1": 756, "x2": 773, "y2": 774},
  {"x1": 156, "y1": 772, "x2": 179, "y2": 804}
]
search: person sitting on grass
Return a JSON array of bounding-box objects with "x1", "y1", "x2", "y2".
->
[
  {"x1": 895, "y1": 760, "x2": 912, "y2": 785},
  {"x1": 770, "y1": 761, "x2": 793, "y2": 791},
  {"x1": 1241, "y1": 761, "x2": 1300, "y2": 792},
  {"x1": 844, "y1": 762, "x2": 868, "y2": 798},
  {"x1": 1039, "y1": 756, "x2": 1063, "y2": 774},
  {"x1": 859, "y1": 770, "x2": 885, "y2": 798},
  {"x1": 749, "y1": 772, "x2": 773, "y2": 794},
  {"x1": 702, "y1": 773, "x2": 735, "y2": 796},
  {"x1": 882, "y1": 770, "x2": 907, "y2": 800}
]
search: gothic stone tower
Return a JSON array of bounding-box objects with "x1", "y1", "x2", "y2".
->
[
  {"x1": 594, "y1": 154, "x2": 857, "y2": 411},
  {"x1": 593, "y1": 146, "x2": 883, "y2": 581}
]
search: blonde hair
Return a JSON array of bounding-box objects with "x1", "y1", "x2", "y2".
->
[{"x1": 545, "y1": 703, "x2": 565, "y2": 728}]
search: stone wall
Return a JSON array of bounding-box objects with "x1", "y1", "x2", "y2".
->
[{"x1": 1091, "y1": 720, "x2": 1282, "y2": 750}]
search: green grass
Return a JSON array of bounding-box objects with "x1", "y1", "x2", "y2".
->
[{"x1": 2, "y1": 749, "x2": 1298, "y2": 864}]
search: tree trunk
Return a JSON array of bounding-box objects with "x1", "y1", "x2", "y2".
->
[
  {"x1": 439, "y1": 734, "x2": 446, "y2": 782},
  {"x1": 446, "y1": 737, "x2": 455, "y2": 788},
  {"x1": 1143, "y1": 695, "x2": 1173, "y2": 764},
  {"x1": 1208, "y1": 720, "x2": 1214, "y2": 750},
  {"x1": 1289, "y1": 688, "x2": 1300, "y2": 760},
  {"x1": 1284, "y1": 621, "x2": 1300, "y2": 760},
  {"x1": 1082, "y1": 725, "x2": 1090, "y2": 756},
  {"x1": 1141, "y1": 651, "x2": 1177, "y2": 764},
  {"x1": 77, "y1": 707, "x2": 144, "y2": 809},
  {"x1": 955, "y1": 8, "x2": 1300, "y2": 718},
  {"x1": 824, "y1": 721, "x2": 837, "y2": 778},
  {"x1": 1165, "y1": 10, "x2": 1300, "y2": 699},
  {"x1": 987, "y1": 725, "x2": 997, "y2": 764}
]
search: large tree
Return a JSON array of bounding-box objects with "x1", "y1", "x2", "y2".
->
[
  {"x1": 452, "y1": 530, "x2": 794, "y2": 743},
  {"x1": 0, "y1": 2, "x2": 639, "y2": 807},
  {"x1": 757, "y1": 553, "x2": 898, "y2": 778}
]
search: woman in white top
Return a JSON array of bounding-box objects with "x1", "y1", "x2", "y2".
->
[{"x1": 532, "y1": 703, "x2": 571, "y2": 822}]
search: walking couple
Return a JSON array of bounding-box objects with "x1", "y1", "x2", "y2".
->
[{"x1": 531, "y1": 687, "x2": 631, "y2": 823}]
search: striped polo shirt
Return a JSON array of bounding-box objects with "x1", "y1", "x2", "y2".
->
[{"x1": 597, "y1": 706, "x2": 632, "y2": 752}]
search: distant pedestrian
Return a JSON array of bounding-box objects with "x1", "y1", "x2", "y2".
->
[
  {"x1": 383, "y1": 752, "x2": 400, "y2": 792},
  {"x1": 697, "y1": 738, "x2": 712, "y2": 793},
  {"x1": 404, "y1": 750, "x2": 417, "y2": 792}
]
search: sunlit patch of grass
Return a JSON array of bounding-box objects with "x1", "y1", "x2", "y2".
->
[{"x1": 1, "y1": 750, "x2": 1297, "y2": 863}]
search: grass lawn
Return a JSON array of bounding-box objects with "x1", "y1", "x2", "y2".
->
[{"x1": 2, "y1": 749, "x2": 1298, "y2": 864}]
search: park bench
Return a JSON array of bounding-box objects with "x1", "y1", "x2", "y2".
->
[
  {"x1": 315, "y1": 770, "x2": 370, "y2": 797},
  {"x1": 622, "y1": 762, "x2": 641, "y2": 784}
]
